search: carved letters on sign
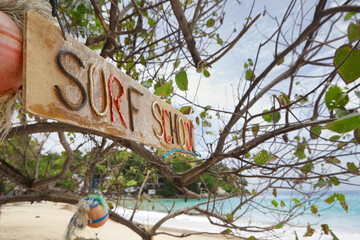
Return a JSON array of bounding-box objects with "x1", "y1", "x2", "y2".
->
[{"x1": 23, "y1": 11, "x2": 195, "y2": 152}]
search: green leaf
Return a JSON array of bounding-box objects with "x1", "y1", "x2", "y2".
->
[
  {"x1": 294, "y1": 94, "x2": 308, "y2": 104},
  {"x1": 216, "y1": 34, "x2": 223, "y2": 46},
  {"x1": 179, "y1": 106, "x2": 192, "y2": 115},
  {"x1": 278, "y1": 93, "x2": 291, "y2": 106},
  {"x1": 347, "y1": 22, "x2": 360, "y2": 42},
  {"x1": 304, "y1": 223, "x2": 315, "y2": 237},
  {"x1": 321, "y1": 224, "x2": 330, "y2": 235},
  {"x1": 140, "y1": 32, "x2": 149, "y2": 39},
  {"x1": 330, "y1": 231, "x2": 340, "y2": 240},
  {"x1": 206, "y1": 18, "x2": 215, "y2": 27},
  {"x1": 248, "y1": 58, "x2": 254, "y2": 66},
  {"x1": 195, "y1": 117, "x2": 200, "y2": 125},
  {"x1": 295, "y1": 231, "x2": 299, "y2": 240},
  {"x1": 311, "y1": 205, "x2": 319, "y2": 215},
  {"x1": 335, "y1": 193, "x2": 346, "y2": 202},
  {"x1": 262, "y1": 110, "x2": 273, "y2": 122},
  {"x1": 325, "y1": 112, "x2": 360, "y2": 133},
  {"x1": 273, "y1": 111, "x2": 281, "y2": 123},
  {"x1": 173, "y1": 60, "x2": 181, "y2": 69},
  {"x1": 330, "y1": 177, "x2": 340, "y2": 186},
  {"x1": 334, "y1": 45, "x2": 360, "y2": 84},
  {"x1": 344, "y1": 12, "x2": 357, "y2": 21},
  {"x1": 254, "y1": 150, "x2": 275, "y2": 165},
  {"x1": 271, "y1": 200, "x2": 279, "y2": 210},
  {"x1": 347, "y1": 162, "x2": 359, "y2": 173},
  {"x1": 220, "y1": 228, "x2": 232, "y2": 235},
  {"x1": 310, "y1": 125, "x2": 322, "y2": 139},
  {"x1": 329, "y1": 135, "x2": 341, "y2": 142},
  {"x1": 280, "y1": 200, "x2": 285, "y2": 208},
  {"x1": 325, "y1": 194, "x2": 336, "y2": 204},
  {"x1": 295, "y1": 142, "x2": 307, "y2": 160},
  {"x1": 175, "y1": 70, "x2": 188, "y2": 91},
  {"x1": 325, "y1": 86, "x2": 349, "y2": 110},
  {"x1": 248, "y1": 236, "x2": 258, "y2": 240},
  {"x1": 291, "y1": 198, "x2": 300, "y2": 203},
  {"x1": 301, "y1": 162, "x2": 314, "y2": 174},
  {"x1": 126, "y1": 179, "x2": 137, "y2": 186},
  {"x1": 340, "y1": 201, "x2": 349, "y2": 213},
  {"x1": 335, "y1": 108, "x2": 349, "y2": 118},
  {"x1": 272, "y1": 188, "x2": 277, "y2": 198},
  {"x1": 325, "y1": 157, "x2": 341, "y2": 165},
  {"x1": 226, "y1": 213, "x2": 234, "y2": 222},
  {"x1": 314, "y1": 178, "x2": 327, "y2": 188},
  {"x1": 154, "y1": 81, "x2": 173, "y2": 96},
  {"x1": 147, "y1": 17, "x2": 156, "y2": 27},
  {"x1": 273, "y1": 223, "x2": 283, "y2": 229},
  {"x1": 203, "y1": 69, "x2": 210, "y2": 78},
  {"x1": 245, "y1": 69, "x2": 255, "y2": 81}
]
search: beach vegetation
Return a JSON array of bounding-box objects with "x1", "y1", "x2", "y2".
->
[{"x1": 1, "y1": 0, "x2": 360, "y2": 239}]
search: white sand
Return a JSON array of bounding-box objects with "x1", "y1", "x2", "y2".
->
[{"x1": 0, "y1": 202, "x2": 240, "y2": 240}]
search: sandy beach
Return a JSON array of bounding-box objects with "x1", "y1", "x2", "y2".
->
[{"x1": 0, "y1": 202, "x2": 240, "y2": 240}]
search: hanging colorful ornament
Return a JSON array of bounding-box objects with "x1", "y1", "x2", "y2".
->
[{"x1": 64, "y1": 194, "x2": 110, "y2": 240}]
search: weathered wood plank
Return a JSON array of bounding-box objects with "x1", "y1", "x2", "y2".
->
[{"x1": 23, "y1": 11, "x2": 195, "y2": 152}]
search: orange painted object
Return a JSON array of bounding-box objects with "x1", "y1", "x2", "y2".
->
[
  {"x1": 87, "y1": 204, "x2": 109, "y2": 228},
  {"x1": 0, "y1": 11, "x2": 23, "y2": 94}
]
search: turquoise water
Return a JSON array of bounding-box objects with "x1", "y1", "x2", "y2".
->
[{"x1": 135, "y1": 191, "x2": 360, "y2": 234}]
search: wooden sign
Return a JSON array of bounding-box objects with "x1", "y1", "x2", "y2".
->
[{"x1": 23, "y1": 11, "x2": 195, "y2": 152}]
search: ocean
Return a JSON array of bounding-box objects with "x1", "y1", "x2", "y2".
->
[{"x1": 115, "y1": 191, "x2": 360, "y2": 239}]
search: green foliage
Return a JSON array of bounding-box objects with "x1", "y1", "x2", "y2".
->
[
  {"x1": 154, "y1": 81, "x2": 173, "y2": 96},
  {"x1": 294, "y1": 94, "x2": 309, "y2": 104},
  {"x1": 262, "y1": 107, "x2": 281, "y2": 123},
  {"x1": 216, "y1": 34, "x2": 224, "y2": 46},
  {"x1": 273, "y1": 222, "x2": 283, "y2": 229},
  {"x1": 310, "y1": 205, "x2": 319, "y2": 215},
  {"x1": 203, "y1": 69, "x2": 210, "y2": 78},
  {"x1": 344, "y1": 12, "x2": 357, "y2": 21},
  {"x1": 331, "y1": 231, "x2": 340, "y2": 240},
  {"x1": 244, "y1": 58, "x2": 255, "y2": 81},
  {"x1": 278, "y1": 93, "x2": 291, "y2": 106},
  {"x1": 175, "y1": 70, "x2": 188, "y2": 91},
  {"x1": 245, "y1": 69, "x2": 255, "y2": 81},
  {"x1": 321, "y1": 224, "x2": 330, "y2": 235},
  {"x1": 271, "y1": 199, "x2": 279, "y2": 209},
  {"x1": 310, "y1": 125, "x2": 322, "y2": 139},
  {"x1": 347, "y1": 162, "x2": 359, "y2": 173},
  {"x1": 206, "y1": 18, "x2": 216, "y2": 27},
  {"x1": 325, "y1": 157, "x2": 341, "y2": 165},
  {"x1": 295, "y1": 139, "x2": 308, "y2": 160},
  {"x1": 254, "y1": 150, "x2": 276, "y2": 165},
  {"x1": 304, "y1": 223, "x2": 315, "y2": 237},
  {"x1": 347, "y1": 22, "x2": 360, "y2": 42},
  {"x1": 325, "y1": 112, "x2": 360, "y2": 133},
  {"x1": 325, "y1": 86, "x2": 349, "y2": 110},
  {"x1": 334, "y1": 45, "x2": 360, "y2": 84}
]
